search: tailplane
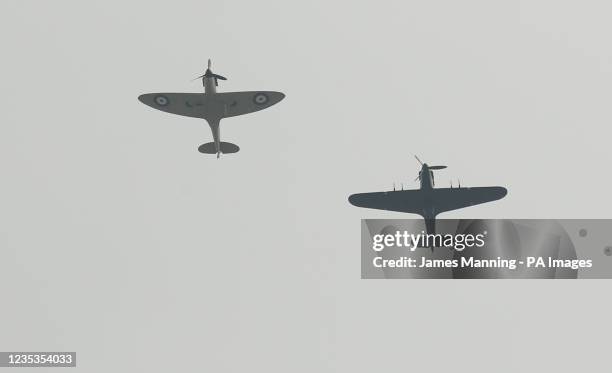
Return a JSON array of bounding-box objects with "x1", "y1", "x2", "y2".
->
[{"x1": 198, "y1": 142, "x2": 240, "y2": 155}]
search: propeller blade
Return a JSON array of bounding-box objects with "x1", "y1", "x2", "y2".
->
[
  {"x1": 208, "y1": 59, "x2": 211, "y2": 69},
  {"x1": 192, "y1": 74, "x2": 205, "y2": 81},
  {"x1": 414, "y1": 155, "x2": 423, "y2": 166},
  {"x1": 429, "y1": 165, "x2": 447, "y2": 170},
  {"x1": 213, "y1": 74, "x2": 227, "y2": 80}
]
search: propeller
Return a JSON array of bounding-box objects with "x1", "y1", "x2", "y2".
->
[
  {"x1": 413, "y1": 155, "x2": 447, "y2": 186},
  {"x1": 193, "y1": 59, "x2": 227, "y2": 85},
  {"x1": 415, "y1": 155, "x2": 446, "y2": 169}
]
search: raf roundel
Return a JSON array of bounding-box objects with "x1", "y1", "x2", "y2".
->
[
  {"x1": 253, "y1": 92, "x2": 269, "y2": 105},
  {"x1": 154, "y1": 95, "x2": 170, "y2": 106}
]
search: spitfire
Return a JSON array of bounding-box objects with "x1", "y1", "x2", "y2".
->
[{"x1": 138, "y1": 59, "x2": 285, "y2": 158}]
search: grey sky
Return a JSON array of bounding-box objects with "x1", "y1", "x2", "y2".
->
[{"x1": 1, "y1": 1, "x2": 611, "y2": 372}]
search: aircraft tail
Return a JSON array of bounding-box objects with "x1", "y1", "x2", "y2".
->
[{"x1": 198, "y1": 142, "x2": 240, "y2": 155}]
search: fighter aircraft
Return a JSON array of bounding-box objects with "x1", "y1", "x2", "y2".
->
[
  {"x1": 348, "y1": 156, "x2": 507, "y2": 236},
  {"x1": 138, "y1": 59, "x2": 285, "y2": 158}
]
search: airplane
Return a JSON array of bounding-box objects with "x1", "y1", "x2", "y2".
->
[
  {"x1": 348, "y1": 156, "x2": 507, "y2": 239},
  {"x1": 138, "y1": 59, "x2": 285, "y2": 158}
]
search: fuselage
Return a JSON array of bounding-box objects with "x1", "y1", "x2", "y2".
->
[
  {"x1": 201, "y1": 73, "x2": 220, "y2": 156},
  {"x1": 419, "y1": 164, "x2": 434, "y2": 191},
  {"x1": 204, "y1": 75, "x2": 216, "y2": 95}
]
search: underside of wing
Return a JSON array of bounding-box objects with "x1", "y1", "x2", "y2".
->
[
  {"x1": 348, "y1": 190, "x2": 427, "y2": 215},
  {"x1": 349, "y1": 186, "x2": 507, "y2": 217},
  {"x1": 431, "y1": 187, "x2": 507, "y2": 214},
  {"x1": 138, "y1": 91, "x2": 285, "y2": 120},
  {"x1": 138, "y1": 93, "x2": 207, "y2": 118},
  {"x1": 218, "y1": 91, "x2": 285, "y2": 118}
]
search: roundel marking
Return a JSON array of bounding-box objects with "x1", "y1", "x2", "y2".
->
[
  {"x1": 253, "y1": 92, "x2": 269, "y2": 105},
  {"x1": 154, "y1": 95, "x2": 170, "y2": 106}
]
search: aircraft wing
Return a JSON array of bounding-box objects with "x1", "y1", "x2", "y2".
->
[
  {"x1": 429, "y1": 187, "x2": 507, "y2": 214},
  {"x1": 348, "y1": 190, "x2": 428, "y2": 214},
  {"x1": 348, "y1": 187, "x2": 507, "y2": 216},
  {"x1": 138, "y1": 91, "x2": 284, "y2": 119},
  {"x1": 138, "y1": 93, "x2": 206, "y2": 118},
  {"x1": 216, "y1": 91, "x2": 285, "y2": 118}
]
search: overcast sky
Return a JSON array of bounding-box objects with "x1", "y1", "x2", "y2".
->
[{"x1": 1, "y1": 1, "x2": 611, "y2": 372}]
